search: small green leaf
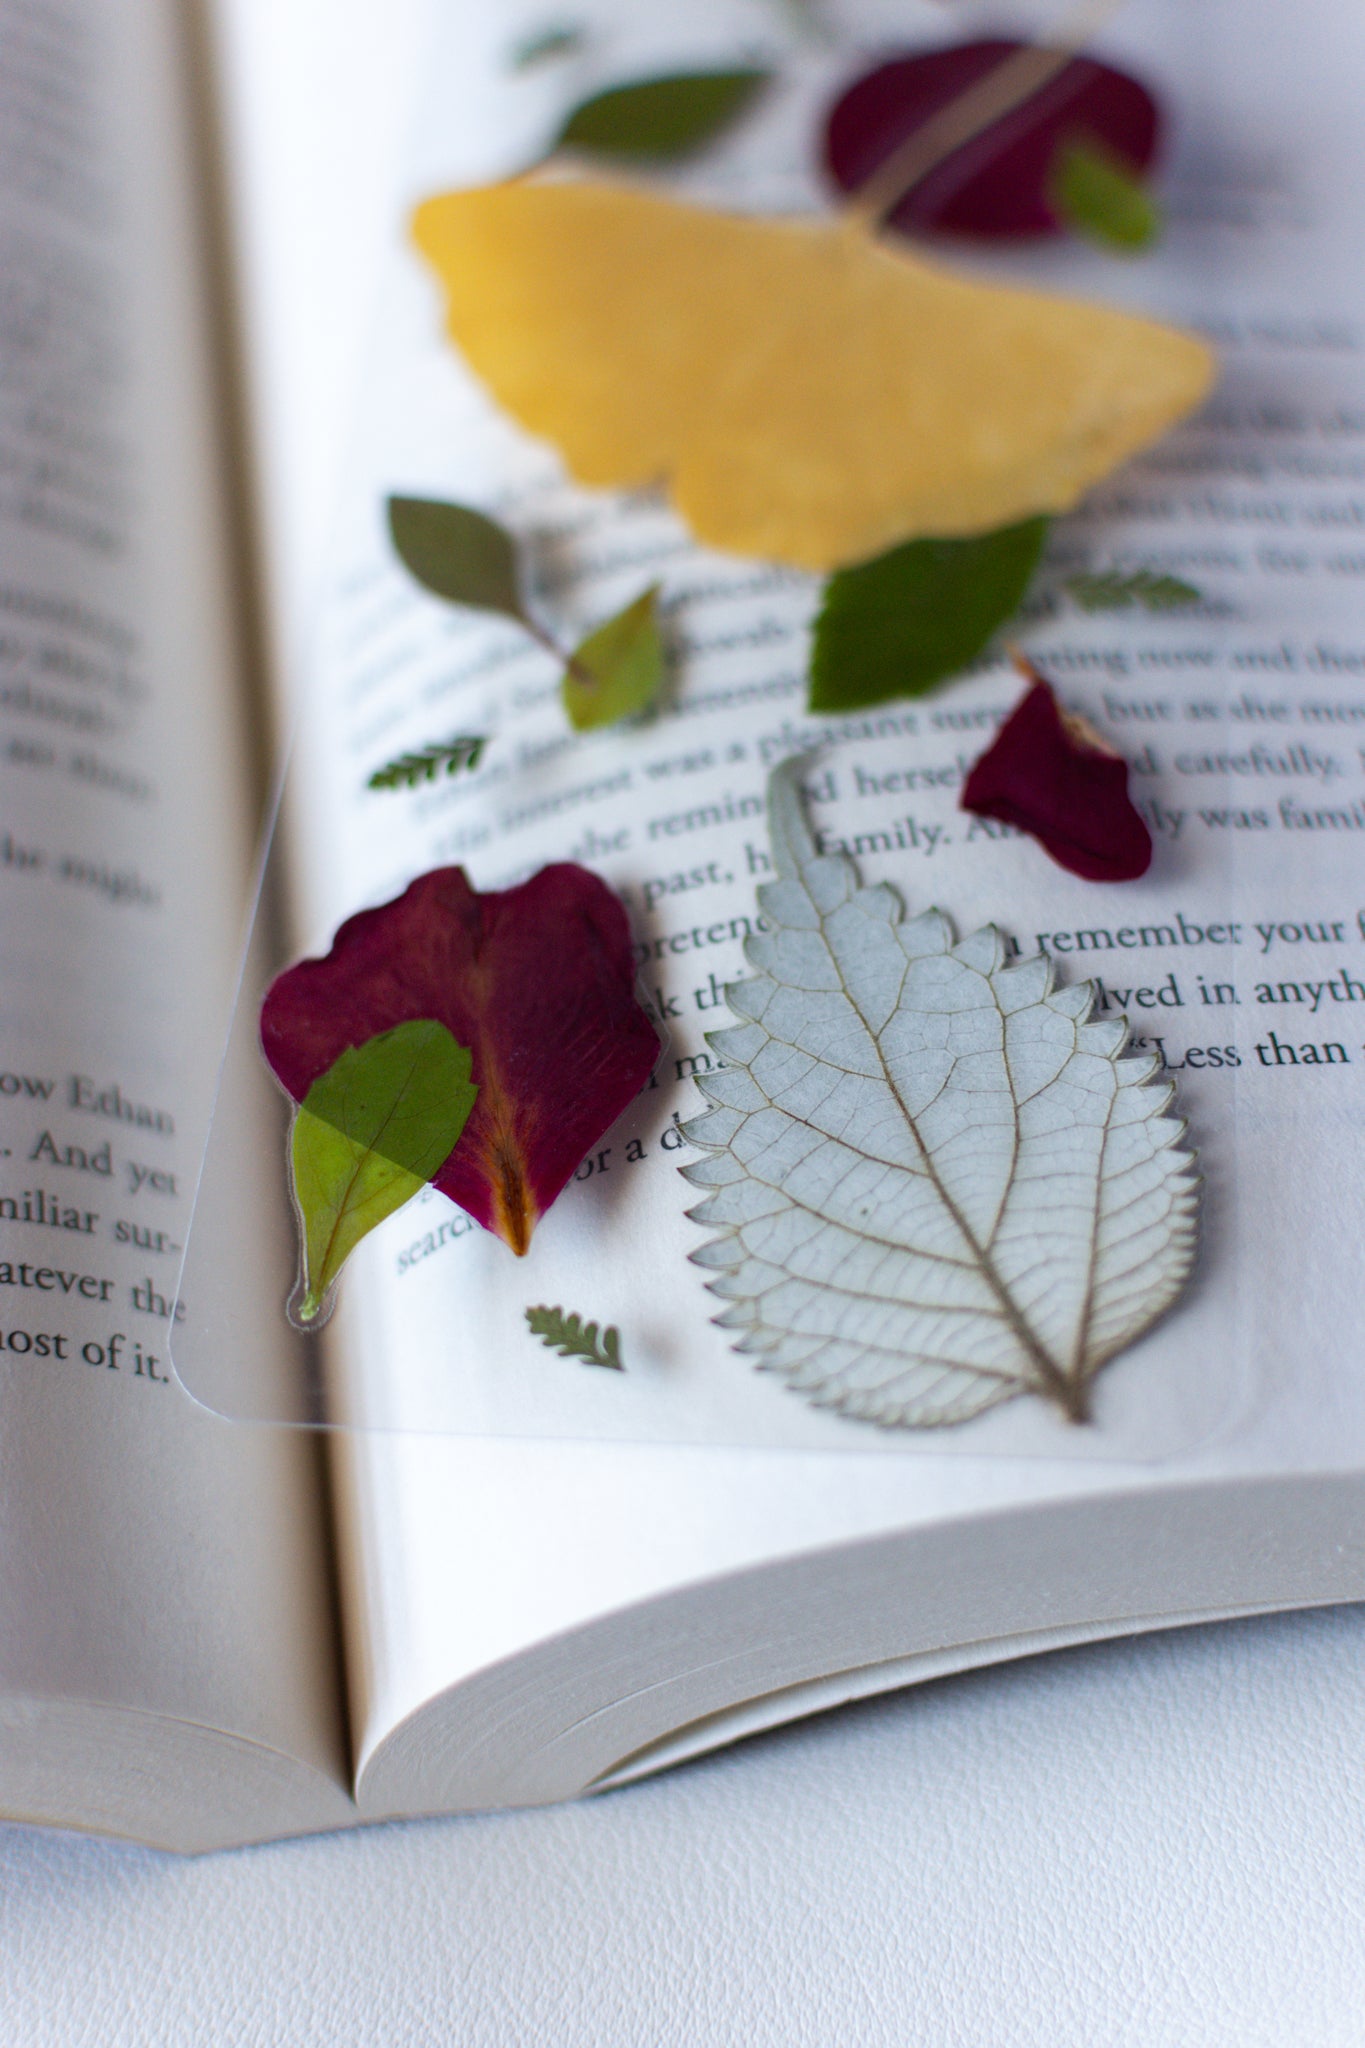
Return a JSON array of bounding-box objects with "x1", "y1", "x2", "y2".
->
[
  {"x1": 387, "y1": 497, "x2": 525, "y2": 619},
  {"x1": 562, "y1": 584, "x2": 665, "y2": 730},
  {"x1": 1050, "y1": 139, "x2": 1162, "y2": 252},
  {"x1": 554, "y1": 69, "x2": 770, "y2": 163},
  {"x1": 510, "y1": 23, "x2": 584, "y2": 71},
  {"x1": 368, "y1": 735, "x2": 486, "y2": 792},
  {"x1": 809, "y1": 519, "x2": 1049, "y2": 712},
  {"x1": 525, "y1": 1304, "x2": 625, "y2": 1369},
  {"x1": 289, "y1": 1020, "x2": 477, "y2": 1326},
  {"x1": 1066, "y1": 568, "x2": 1201, "y2": 612}
]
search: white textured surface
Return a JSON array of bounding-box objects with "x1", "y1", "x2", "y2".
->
[{"x1": 4, "y1": 1606, "x2": 1365, "y2": 2046}]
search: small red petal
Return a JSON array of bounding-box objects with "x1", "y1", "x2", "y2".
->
[
  {"x1": 261, "y1": 865, "x2": 660, "y2": 1252},
  {"x1": 961, "y1": 670, "x2": 1153, "y2": 881},
  {"x1": 824, "y1": 40, "x2": 1159, "y2": 240}
]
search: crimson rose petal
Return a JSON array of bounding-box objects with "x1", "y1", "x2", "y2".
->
[
  {"x1": 824, "y1": 40, "x2": 1159, "y2": 240},
  {"x1": 961, "y1": 664, "x2": 1153, "y2": 881},
  {"x1": 261, "y1": 864, "x2": 660, "y2": 1254}
]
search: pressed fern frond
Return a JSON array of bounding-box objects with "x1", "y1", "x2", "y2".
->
[
  {"x1": 525, "y1": 1304, "x2": 624, "y2": 1370},
  {"x1": 1066, "y1": 569, "x2": 1200, "y2": 613},
  {"x1": 367, "y1": 735, "x2": 486, "y2": 792}
]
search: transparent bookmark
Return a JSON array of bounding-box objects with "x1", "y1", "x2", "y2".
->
[
  {"x1": 172, "y1": 592, "x2": 1253, "y2": 1466},
  {"x1": 170, "y1": 0, "x2": 1273, "y2": 1464}
]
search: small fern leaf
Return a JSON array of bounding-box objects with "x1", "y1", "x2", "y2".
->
[
  {"x1": 1066, "y1": 568, "x2": 1200, "y2": 613},
  {"x1": 525, "y1": 1304, "x2": 625, "y2": 1370},
  {"x1": 679, "y1": 761, "x2": 1199, "y2": 1431},
  {"x1": 368, "y1": 735, "x2": 486, "y2": 792}
]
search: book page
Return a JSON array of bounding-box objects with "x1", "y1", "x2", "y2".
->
[
  {"x1": 189, "y1": 0, "x2": 1365, "y2": 1785},
  {"x1": 195, "y1": 0, "x2": 1354, "y2": 1450},
  {"x1": 0, "y1": 0, "x2": 350, "y2": 1836}
]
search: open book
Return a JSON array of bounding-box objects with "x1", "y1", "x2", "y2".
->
[{"x1": 4, "y1": 0, "x2": 1365, "y2": 1852}]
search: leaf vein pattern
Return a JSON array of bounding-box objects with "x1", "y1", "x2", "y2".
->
[{"x1": 682, "y1": 762, "x2": 1199, "y2": 1430}]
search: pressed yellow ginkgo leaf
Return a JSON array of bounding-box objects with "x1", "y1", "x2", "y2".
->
[{"x1": 412, "y1": 179, "x2": 1215, "y2": 573}]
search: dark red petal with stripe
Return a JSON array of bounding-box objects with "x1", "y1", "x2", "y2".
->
[
  {"x1": 824, "y1": 40, "x2": 1159, "y2": 240},
  {"x1": 961, "y1": 668, "x2": 1152, "y2": 881},
  {"x1": 261, "y1": 865, "x2": 659, "y2": 1254}
]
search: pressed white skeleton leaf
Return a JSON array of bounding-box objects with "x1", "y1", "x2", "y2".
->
[{"x1": 680, "y1": 762, "x2": 1199, "y2": 1428}]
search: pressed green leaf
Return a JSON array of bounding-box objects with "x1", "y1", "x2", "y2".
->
[
  {"x1": 562, "y1": 584, "x2": 664, "y2": 730},
  {"x1": 809, "y1": 518, "x2": 1049, "y2": 711},
  {"x1": 1050, "y1": 139, "x2": 1162, "y2": 252},
  {"x1": 368, "y1": 735, "x2": 486, "y2": 792},
  {"x1": 511, "y1": 23, "x2": 584, "y2": 71},
  {"x1": 1066, "y1": 568, "x2": 1201, "y2": 613},
  {"x1": 289, "y1": 1019, "x2": 477, "y2": 1325},
  {"x1": 554, "y1": 69, "x2": 770, "y2": 163},
  {"x1": 525, "y1": 1304, "x2": 624, "y2": 1369},
  {"x1": 387, "y1": 497, "x2": 525, "y2": 619}
]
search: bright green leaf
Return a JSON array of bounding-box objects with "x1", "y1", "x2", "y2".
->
[
  {"x1": 562, "y1": 584, "x2": 665, "y2": 730},
  {"x1": 387, "y1": 497, "x2": 525, "y2": 619},
  {"x1": 289, "y1": 1019, "x2": 477, "y2": 1326},
  {"x1": 809, "y1": 519, "x2": 1049, "y2": 712},
  {"x1": 553, "y1": 69, "x2": 770, "y2": 163},
  {"x1": 1050, "y1": 139, "x2": 1162, "y2": 253}
]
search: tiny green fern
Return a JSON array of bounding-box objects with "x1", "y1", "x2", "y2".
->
[
  {"x1": 367, "y1": 735, "x2": 486, "y2": 792},
  {"x1": 1066, "y1": 569, "x2": 1201, "y2": 613},
  {"x1": 525, "y1": 1305, "x2": 624, "y2": 1370}
]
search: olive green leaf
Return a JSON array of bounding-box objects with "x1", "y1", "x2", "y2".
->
[
  {"x1": 809, "y1": 518, "x2": 1049, "y2": 711},
  {"x1": 554, "y1": 69, "x2": 770, "y2": 163},
  {"x1": 387, "y1": 496, "x2": 525, "y2": 620},
  {"x1": 563, "y1": 583, "x2": 664, "y2": 730},
  {"x1": 1050, "y1": 139, "x2": 1162, "y2": 252},
  {"x1": 289, "y1": 1020, "x2": 477, "y2": 1326}
]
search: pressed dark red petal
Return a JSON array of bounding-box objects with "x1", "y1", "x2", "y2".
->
[
  {"x1": 961, "y1": 674, "x2": 1153, "y2": 881},
  {"x1": 823, "y1": 40, "x2": 1159, "y2": 240},
  {"x1": 261, "y1": 865, "x2": 660, "y2": 1253}
]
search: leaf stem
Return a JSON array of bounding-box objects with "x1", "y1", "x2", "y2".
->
[
  {"x1": 521, "y1": 611, "x2": 597, "y2": 690},
  {"x1": 867, "y1": 996, "x2": 1092, "y2": 1424},
  {"x1": 1058, "y1": 1376, "x2": 1092, "y2": 1424},
  {"x1": 843, "y1": 0, "x2": 1130, "y2": 231}
]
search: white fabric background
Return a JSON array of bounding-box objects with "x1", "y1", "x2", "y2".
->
[{"x1": 4, "y1": 1604, "x2": 1365, "y2": 2045}]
